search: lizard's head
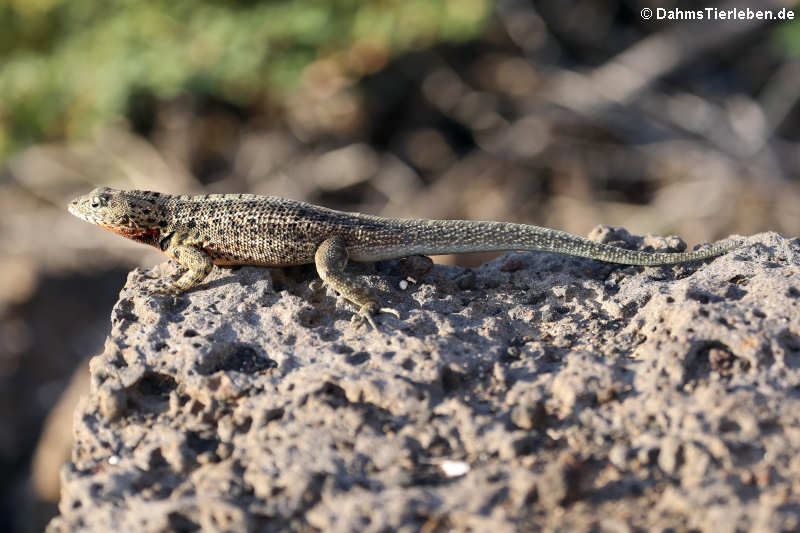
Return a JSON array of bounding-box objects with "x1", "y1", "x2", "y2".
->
[{"x1": 68, "y1": 186, "x2": 166, "y2": 237}]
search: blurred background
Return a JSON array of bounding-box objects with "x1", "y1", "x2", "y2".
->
[{"x1": 1, "y1": 0, "x2": 799, "y2": 530}]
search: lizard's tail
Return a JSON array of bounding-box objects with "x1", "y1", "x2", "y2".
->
[{"x1": 349, "y1": 218, "x2": 743, "y2": 265}]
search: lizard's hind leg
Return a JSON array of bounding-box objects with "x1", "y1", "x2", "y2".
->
[{"x1": 314, "y1": 235, "x2": 398, "y2": 329}]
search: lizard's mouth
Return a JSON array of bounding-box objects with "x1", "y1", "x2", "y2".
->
[
  {"x1": 67, "y1": 201, "x2": 149, "y2": 237},
  {"x1": 67, "y1": 203, "x2": 106, "y2": 227},
  {"x1": 67, "y1": 202, "x2": 82, "y2": 218},
  {"x1": 67, "y1": 201, "x2": 101, "y2": 224}
]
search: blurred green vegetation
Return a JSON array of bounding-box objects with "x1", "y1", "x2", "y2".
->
[
  {"x1": 776, "y1": 13, "x2": 800, "y2": 55},
  {"x1": 0, "y1": 0, "x2": 489, "y2": 163}
]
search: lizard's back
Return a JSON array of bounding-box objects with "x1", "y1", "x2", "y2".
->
[{"x1": 164, "y1": 194, "x2": 400, "y2": 266}]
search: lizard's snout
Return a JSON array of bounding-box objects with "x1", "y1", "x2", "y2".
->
[{"x1": 67, "y1": 198, "x2": 85, "y2": 219}]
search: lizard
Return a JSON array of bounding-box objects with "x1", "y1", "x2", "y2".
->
[{"x1": 68, "y1": 186, "x2": 743, "y2": 328}]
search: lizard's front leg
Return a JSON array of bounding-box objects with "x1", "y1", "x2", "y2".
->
[
  {"x1": 314, "y1": 235, "x2": 398, "y2": 329},
  {"x1": 156, "y1": 237, "x2": 213, "y2": 295}
]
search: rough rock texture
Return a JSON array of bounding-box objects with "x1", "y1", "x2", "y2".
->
[{"x1": 48, "y1": 229, "x2": 800, "y2": 532}]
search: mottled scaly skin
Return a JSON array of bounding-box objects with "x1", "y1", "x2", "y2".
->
[{"x1": 69, "y1": 187, "x2": 742, "y2": 327}]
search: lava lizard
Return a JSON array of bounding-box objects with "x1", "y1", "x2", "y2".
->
[{"x1": 69, "y1": 187, "x2": 742, "y2": 328}]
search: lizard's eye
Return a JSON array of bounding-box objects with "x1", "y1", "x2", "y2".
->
[{"x1": 90, "y1": 195, "x2": 108, "y2": 208}]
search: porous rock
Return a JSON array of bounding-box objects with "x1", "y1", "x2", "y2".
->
[{"x1": 48, "y1": 231, "x2": 800, "y2": 532}]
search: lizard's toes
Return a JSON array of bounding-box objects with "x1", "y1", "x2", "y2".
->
[
  {"x1": 151, "y1": 283, "x2": 182, "y2": 296},
  {"x1": 378, "y1": 307, "x2": 400, "y2": 319},
  {"x1": 350, "y1": 303, "x2": 399, "y2": 332},
  {"x1": 351, "y1": 312, "x2": 379, "y2": 331},
  {"x1": 352, "y1": 302, "x2": 379, "y2": 331}
]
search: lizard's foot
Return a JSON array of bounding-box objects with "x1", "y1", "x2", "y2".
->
[
  {"x1": 351, "y1": 303, "x2": 400, "y2": 331},
  {"x1": 143, "y1": 270, "x2": 180, "y2": 294},
  {"x1": 150, "y1": 269, "x2": 205, "y2": 296},
  {"x1": 151, "y1": 282, "x2": 184, "y2": 296}
]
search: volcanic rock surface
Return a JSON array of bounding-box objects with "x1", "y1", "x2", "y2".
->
[{"x1": 47, "y1": 229, "x2": 800, "y2": 532}]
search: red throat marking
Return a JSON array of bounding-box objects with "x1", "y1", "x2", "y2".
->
[{"x1": 101, "y1": 225, "x2": 160, "y2": 239}]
